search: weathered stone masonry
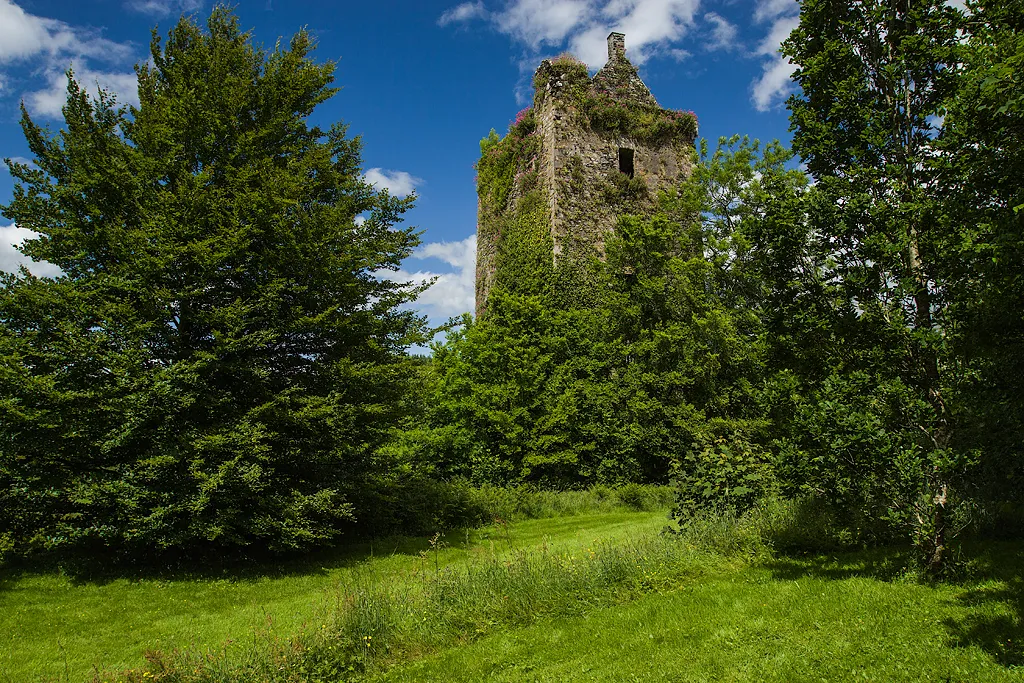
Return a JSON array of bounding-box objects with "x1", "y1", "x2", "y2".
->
[{"x1": 475, "y1": 33, "x2": 697, "y2": 317}]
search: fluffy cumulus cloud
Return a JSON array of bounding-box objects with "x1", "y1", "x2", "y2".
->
[
  {"x1": 125, "y1": 0, "x2": 203, "y2": 16},
  {"x1": 0, "y1": 0, "x2": 138, "y2": 118},
  {"x1": 363, "y1": 168, "x2": 423, "y2": 198},
  {"x1": 438, "y1": 0, "x2": 706, "y2": 68},
  {"x1": 438, "y1": 0, "x2": 810, "y2": 114},
  {"x1": 750, "y1": 0, "x2": 800, "y2": 111},
  {"x1": 0, "y1": 224, "x2": 62, "y2": 277},
  {"x1": 388, "y1": 234, "x2": 477, "y2": 323},
  {"x1": 27, "y1": 67, "x2": 140, "y2": 118},
  {"x1": 498, "y1": 0, "x2": 592, "y2": 50}
]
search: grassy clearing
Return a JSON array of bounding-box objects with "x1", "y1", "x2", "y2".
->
[
  {"x1": 373, "y1": 544, "x2": 1024, "y2": 682},
  {"x1": 0, "y1": 511, "x2": 668, "y2": 682},
  {"x1": 4, "y1": 495, "x2": 1023, "y2": 682}
]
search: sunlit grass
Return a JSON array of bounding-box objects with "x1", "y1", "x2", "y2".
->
[
  {"x1": 0, "y1": 512, "x2": 668, "y2": 682},
  {"x1": 371, "y1": 545, "x2": 1024, "y2": 682},
  {"x1": 3, "y1": 502, "x2": 1022, "y2": 683}
]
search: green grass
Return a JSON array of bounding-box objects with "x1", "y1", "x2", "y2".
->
[
  {"x1": 3, "y1": 505, "x2": 1023, "y2": 683},
  {"x1": 0, "y1": 512, "x2": 668, "y2": 682},
  {"x1": 373, "y1": 547, "x2": 1024, "y2": 682}
]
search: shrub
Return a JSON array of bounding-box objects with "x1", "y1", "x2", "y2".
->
[{"x1": 671, "y1": 435, "x2": 776, "y2": 523}]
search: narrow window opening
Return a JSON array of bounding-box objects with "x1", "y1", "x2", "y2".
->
[{"x1": 618, "y1": 147, "x2": 635, "y2": 178}]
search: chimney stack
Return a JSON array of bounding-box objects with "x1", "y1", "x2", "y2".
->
[{"x1": 607, "y1": 32, "x2": 625, "y2": 61}]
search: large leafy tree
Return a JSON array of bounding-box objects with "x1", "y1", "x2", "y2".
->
[
  {"x1": 934, "y1": 0, "x2": 1024, "y2": 506},
  {"x1": 0, "y1": 9, "x2": 426, "y2": 558},
  {"x1": 782, "y1": 0, "x2": 964, "y2": 569}
]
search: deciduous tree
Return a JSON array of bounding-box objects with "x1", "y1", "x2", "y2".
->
[{"x1": 783, "y1": 0, "x2": 964, "y2": 569}]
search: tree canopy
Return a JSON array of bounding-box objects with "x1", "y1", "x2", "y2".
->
[{"x1": 0, "y1": 9, "x2": 426, "y2": 559}]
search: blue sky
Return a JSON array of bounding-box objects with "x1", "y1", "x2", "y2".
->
[{"x1": 0, "y1": 0, "x2": 804, "y2": 330}]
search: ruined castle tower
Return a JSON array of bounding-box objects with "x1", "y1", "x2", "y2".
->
[{"x1": 475, "y1": 33, "x2": 697, "y2": 316}]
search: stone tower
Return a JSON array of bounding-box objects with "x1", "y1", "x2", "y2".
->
[{"x1": 475, "y1": 33, "x2": 697, "y2": 316}]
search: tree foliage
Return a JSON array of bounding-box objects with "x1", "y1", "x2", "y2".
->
[
  {"x1": 778, "y1": 0, "x2": 967, "y2": 568},
  {"x1": 426, "y1": 140, "x2": 765, "y2": 489},
  {"x1": 0, "y1": 9, "x2": 426, "y2": 558},
  {"x1": 934, "y1": 0, "x2": 1024, "y2": 505}
]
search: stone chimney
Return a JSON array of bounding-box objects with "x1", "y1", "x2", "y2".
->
[{"x1": 607, "y1": 32, "x2": 625, "y2": 61}]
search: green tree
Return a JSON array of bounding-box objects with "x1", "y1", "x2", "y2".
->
[
  {"x1": 934, "y1": 0, "x2": 1024, "y2": 509},
  {"x1": 0, "y1": 9, "x2": 426, "y2": 559},
  {"x1": 661, "y1": 137, "x2": 805, "y2": 521},
  {"x1": 428, "y1": 162, "x2": 766, "y2": 489},
  {"x1": 782, "y1": 0, "x2": 964, "y2": 569}
]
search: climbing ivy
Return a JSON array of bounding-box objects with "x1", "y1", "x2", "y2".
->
[
  {"x1": 476, "y1": 108, "x2": 554, "y2": 303},
  {"x1": 477, "y1": 50, "x2": 698, "y2": 314}
]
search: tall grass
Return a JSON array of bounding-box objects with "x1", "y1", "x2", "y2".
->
[
  {"x1": 93, "y1": 511, "x2": 727, "y2": 682},
  {"x1": 82, "y1": 495, "x2": 968, "y2": 683}
]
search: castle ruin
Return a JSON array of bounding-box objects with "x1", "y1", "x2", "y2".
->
[{"x1": 475, "y1": 33, "x2": 698, "y2": 316}]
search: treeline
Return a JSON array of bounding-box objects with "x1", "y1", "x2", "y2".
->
[
  {"x1": 1, "y1": 2, "x2": 1022, "y2": 572},
  {"x1": 412, "y1": 0, "x2": 1024, "y2": 571}
]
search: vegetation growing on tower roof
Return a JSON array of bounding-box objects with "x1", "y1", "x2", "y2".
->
[{"x1": 533, "y1": 53, "x2": 698, "y2": 144}]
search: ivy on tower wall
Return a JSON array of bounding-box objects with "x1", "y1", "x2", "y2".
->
[{"x1": 475, "y1": 44, "x2": 698, "y2": 317}]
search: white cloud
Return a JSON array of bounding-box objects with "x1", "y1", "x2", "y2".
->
[
  {"x1": 574, "y1": 0, "x2": 701, "y2": 66},
  {"x1": 751, "y1": 54, "x2": 795, "y2": 111},
  {"x1": 0, "y1": 1, "x2": 133, "y2": 64},
  {"x1": 0, "y1": 0, "x2": 68, "y2": 63},
  {"x1": 0, "y1": 224, "x2": 62, "y2": 277},
  {"x1": 125, "y1": 0, "x2": 203, "y2": 16},
  {"x1": 26, "y1": 66, "x2": 139, "y2": 118},
  {"x1": 754, "y1": 0, "x2": 797, "y2": 24},
  {"x1": 438, "y1": 1, "x2": 488, "y2": 26},
  {"x1": 389, "y1": 234, "x2": 477, "y2": 322},
  {"x1": 749, "y1": 2, "x2": 800, "y2": 111},
  {"x1": 440, "y1": 0, "x2": 701, "y2": 68},
  {"x1": 755, "y1": 13, "x2": 799, "y2": 56},
  {"x1": 497, "y1": 0, "x2": 592, "y2": 49},
  {"x1": 703, "y1": 12, "x2": 738, "y2": 51},
  {"x1": 418, "y1": 236, "x2": 476, "y2": 271},
  {"x1": 0, "y1": 1, "x2": 137, "y2": 119},
  {"x1": 364, "y1": 168, "x2": 423, "y2": 198}
]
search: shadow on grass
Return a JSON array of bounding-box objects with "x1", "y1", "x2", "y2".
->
[
  {"x1": 0, "y1": 528, "x2": 473, "y2": 588},
  {"x1": 761, "y1": 541, "x2": 1024, "y2": 670},
  {"x1": 760, "y1": 545, "x2": 917, "y2": 583},
  {"x1": 942, "y1": 542, "x2": 1024, "y2": 668}
]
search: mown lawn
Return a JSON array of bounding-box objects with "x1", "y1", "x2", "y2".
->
[
  {"x1": 0, "y1": 512, "x2": 669, "y2": 682},
  {"x1": 2, "y1": 510, "x2": 1022, "y2": 682},
  {"x1": 373, "y1": 545, "x2": 1024, "y2": 682}
]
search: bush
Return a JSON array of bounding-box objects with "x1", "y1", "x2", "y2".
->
[{"x1": 671, "y1": 435, "x2": 776, "y2": 523}]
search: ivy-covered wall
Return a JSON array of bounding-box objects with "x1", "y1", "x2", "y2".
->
[{"x1": 475, "y1": 33, "x2": 698, "y2": 316}]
